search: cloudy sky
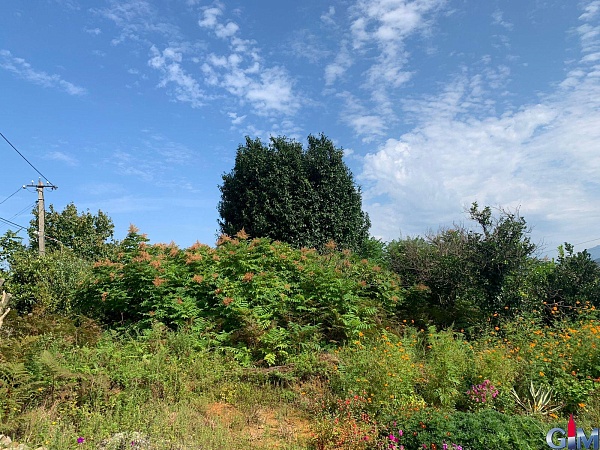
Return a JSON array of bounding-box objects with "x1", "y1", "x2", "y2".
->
[{"x1": 1, "y1": 0, "x2": 599, "y2": 256}]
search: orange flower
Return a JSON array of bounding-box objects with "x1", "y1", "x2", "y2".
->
[
  {"x1": 236, "y1": 228, "x2": 249, "y2": 239},
  {"x1": 186, "y1": 253, "x2": 203, "y2": 264},
  {"x1": 192, "y1": 274, "x2": 204, "y2": 283},
  {"x1": 153, "y1": 277, "x2": 166, "y2": 287},
  {"x1": 223, "y1": 297, "x2": 234, "y2": 306}
]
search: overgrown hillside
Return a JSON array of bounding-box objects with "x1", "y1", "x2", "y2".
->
[{"x1": 1, "y1": 203, "x2": 600, "y2": 449}]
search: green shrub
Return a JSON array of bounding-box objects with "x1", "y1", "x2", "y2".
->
[
  {"x1": 78, "y1": 231, "x2": 404, "y2": 365},
  {"x1": 421, "y1": 327, "x2": 474, "y2": 409},
  {"x1": 379, "y1": 408, "x2": 548, "y2": 450},
  {"x1": 3, "y1": 249, "x2": 91, "y2": 315},
  {"x1": 331, "y1": 329, "x2": 424, "y2": 416}
]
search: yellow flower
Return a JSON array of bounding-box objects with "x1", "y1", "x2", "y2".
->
[{"x1": 539, "y1": 372, "x2": 545, "y2": 377}]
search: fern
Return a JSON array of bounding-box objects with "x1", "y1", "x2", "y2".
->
[{"x1": 0, "y1": 362, "x2": 44, "y2": 419}]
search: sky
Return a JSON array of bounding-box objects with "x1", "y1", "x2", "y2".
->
[{"x1": 1, "y1": 0, "x2": 599, "y2": 257}]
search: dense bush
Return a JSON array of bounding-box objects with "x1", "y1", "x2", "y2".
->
[
  {"x1": 387, "y1": 203, "x2": 537, "y2": 331},
  {"x1": 78, "y1": 228, "x2": 404, "y2": 365},
  {"x1": 1, "y1": 249, "x2": 91, "y2": 315},
  {"x1": 218, "y1": 134, "x2": 370, "y2": 253},
  {"x1": 379, "y1": 408, "x2": 548, "y2": 450}
]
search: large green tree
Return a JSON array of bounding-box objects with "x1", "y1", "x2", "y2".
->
[
  {"x1": 28, "y1": 202, "x2": 115, "y2": 260},
  {"x1": 0, "y1": 203, "x2": 115, "y2": 314},
  {"x1": 387, "y1": 203, "x2": 537, "y2": 329},
  {"x1": 218, "y1": 134, "x2": 370, "y2": 252}
]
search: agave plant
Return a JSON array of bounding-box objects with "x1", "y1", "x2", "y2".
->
[{"x1": 511, "y1": 381, "x2": 562, "y2": 415}]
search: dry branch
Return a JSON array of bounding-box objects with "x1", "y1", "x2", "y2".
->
[{"x1": 0, "y1": 278, "x2": 11, "y2": 329}]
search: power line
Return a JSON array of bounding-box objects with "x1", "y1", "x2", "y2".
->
[
  {"x1": 0, "y1": 132, "x2": 56, "y2": 188},
  {"x1": 0, "y1": 187, "x2": 24, "y2": 206},
  {"x1": 574, "y1": 237, "x2": 600, "y2": 247},
  {"x1": 9, "y1": 201, "x2": 36, "y2": 220},
  {"x1": 0, "y1": 216, "x2": 26, "y2": 231}
]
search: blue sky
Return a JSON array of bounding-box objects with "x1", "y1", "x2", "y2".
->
[{"x1": 1, "y1": 0, "x2": 599, "y2": 256}]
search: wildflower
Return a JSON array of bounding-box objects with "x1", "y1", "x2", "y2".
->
[
  {"x1": 77, "y1": 437, "x2": 85, "y2": 444},
  {"x1": 152, "y1": 276, "x2": 166, "y2": 287},
  {"x1": 192, "y1": 274, "x2": 204, "y2": 283},
  {"x1": 235, "y1": 228, "x2": 249, "y2": 239}
]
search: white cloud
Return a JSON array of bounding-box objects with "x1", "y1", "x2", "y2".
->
[
  {"x1": 322, "y1": 0, "x2": 448, "y2": 141},
  {"x1": 246, "y1": 68, "x2": 298, "y2": 115},
  {"x1": 325, "y1": 42, "x2": 352, "y2": 85},
  {"x1": 0, "y1": 49, "x2": 86, "y2": 95},
  {"x1": 148, "y1": 46, "x2": 205, "y2": 107},
  {"x1": 84, "y1": 27, "x2": 102, "y2": 35},
  {"x1": 349, "y1": 0, "x2": 447, "y2": 91},
  {"x1": 491, "y1": 9, "x2": 513, "y2": 31},
  {"x1": 286, "y1": 30, "x2": 331, "y2": 63},
  {"x1": 360, "y1": 3, "x2": 600, "y2": 252},
  {"x1": 579, "y1": 1, "x2": 600, "y2": 21},
  {"x1": 321, "y1": 6, "x2": 336, "y2": 26},
  {"x1": 198, "y1": 3, "x2": 301, "y2": 117},
  {"x1": 198, "y1": 6, "x2": 222, "y2": 29},
  {"x1": 45, "y1": 151, "x2": 78, "y2": 166},
  {"x1": 94, "y1": 0, "x2": 181, "y2": 44},
  {"x1": 338, "y1": 91, "x2": 387, "y2": 141},
  {"x1": 228, "y1": 112, "x2": 246, "y2": 125}
]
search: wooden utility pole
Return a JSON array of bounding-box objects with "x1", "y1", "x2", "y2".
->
[
  {"x1": 37, "y1": 180, "x2": 45, "y2": 256},
  {"x1": 26, "y1": 180, "x2": 57, "y2": 256}
]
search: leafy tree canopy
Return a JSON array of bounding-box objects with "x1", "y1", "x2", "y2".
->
[
  {"x1": 28, "y1": 202, "x2": 115, "y2": 260},
  {"x1": 218, "y1": 134, "x2": 370, "y2": 252},
  {"x1": 387, "y1": 203, "x2": 537, "y2": 330}
]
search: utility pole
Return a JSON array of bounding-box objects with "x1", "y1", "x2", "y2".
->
[{"x1": 25, "y1": 180, "x2": 57, "y2": 256}]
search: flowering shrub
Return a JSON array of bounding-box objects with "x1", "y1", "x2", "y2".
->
[
  {"x1": 312, "y1": 394, "x2": 379, "y2": 450},
  {"x1": 466, "y1": 379, "x2": 498, "y2": 411},
  {"x1": 377, "y1": 423, "x2": 463, "y2": 450},
  {"x1": 77, "y1": 230, "x2": 404, "y2": 365},
  {"x1": 332, "y1": 329, "x2": 424, "y2": 416},
  {"x1": 376, "y1": 408, "x2": 545, "y2": 450}
]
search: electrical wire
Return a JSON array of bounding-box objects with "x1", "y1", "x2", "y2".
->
[
  {"x1": 573, "y1": 237, "x2": 600, "y2": 247},
  {"x1": 0, "y1": 216, "x2": 26, "y2": 231},
  {"x1": 10, "y1": 201, "x2": 37, "y2": 220},
  {"x1": 0, "y1": 187, "x2": 23, "y2": 206},
  {"x1": 0, "y1": 132, "x2": 56, "y2": 187}
]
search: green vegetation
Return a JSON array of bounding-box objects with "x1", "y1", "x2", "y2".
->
[
  {"x1": 218, "y1": 134, "x2": 370, "y2": 253},
  {"x1": 1, "y1": 148, "x2": 600, "y2": 448}
]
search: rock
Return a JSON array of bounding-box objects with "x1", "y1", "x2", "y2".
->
[
  {"x1": 96, "y1": 432, "x2": 182, "y2": 450},
  {"x1": 0, "y1": 435, "x2": 47, "y2": 450}
]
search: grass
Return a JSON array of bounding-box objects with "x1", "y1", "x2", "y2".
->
[{"x1": 3, "y1": 314, "x2": 600, "y2": 449}]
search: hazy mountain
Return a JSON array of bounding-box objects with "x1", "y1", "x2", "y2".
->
[{"x1": 585, "y1": 244, "x2": 600, "y2": 263}]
